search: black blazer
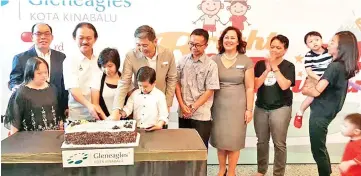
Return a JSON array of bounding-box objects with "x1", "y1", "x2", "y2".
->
[{"x1": 8, "y1": 46, "x2": 68, "y2": 118}]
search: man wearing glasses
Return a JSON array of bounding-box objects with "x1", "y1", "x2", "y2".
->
[
  {"x1": 111, "y1": 25, "x2": 177, "y2": 125},
  {"x1": 8, "y1": 23, "x2": 68, "y2": 119},
  {"x1": 175, "y1": 28, "x2": 219, "y2": 148}
]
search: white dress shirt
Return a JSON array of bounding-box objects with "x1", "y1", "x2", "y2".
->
[
  {"x1": 122, "y1": 87, "x2": 169, "y2": 128},
  {"x1": 146, "y1": 50, "x2": 158, "y2": 71},
  {"x1": 35, "y1": 48, "x2": 51, "y2": 81},
  {"x1": 63, "y1": 50, "x2": 100, "y2": 120}
]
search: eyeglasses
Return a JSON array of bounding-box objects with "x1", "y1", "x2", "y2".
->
[
  {"x1": 33, "y1": 32, "x2": 52, "y2": 37},
  {"x1": 188, "y1": 42, "x2": 207, "y2": 49},
  {"x1": 137, "y1": 44, "x2": 149, "y2": 48}
]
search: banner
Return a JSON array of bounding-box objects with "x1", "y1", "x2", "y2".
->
[{"x1": 1, "y1": 0, "x2": 361, "y2": 164}]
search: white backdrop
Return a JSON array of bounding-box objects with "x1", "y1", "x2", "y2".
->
[{"x1": 1, "y1": 0, "x2": 361, "y2": 164}]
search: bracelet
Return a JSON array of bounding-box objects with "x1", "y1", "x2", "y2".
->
[{"x1": 246, "y1": 109, "x2": 253, "y2": 112}]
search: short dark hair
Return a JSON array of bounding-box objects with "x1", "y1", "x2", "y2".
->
[
  {"x1": 218, "y1": 26, "x2": 247, "y2": 54},
  {"x1": 271, "y1": 34, "x2": 289, "y2": 49},
  {"x1": 345, "y1": 113, "x2": 361, "y2": 130},
  {"x1": 97, "y1": 48, "x2": 121, "y2": 70},
  {"x1": 24, "y1": 57, "x2": 49, "y2": 84},
  {"x1": 31, "y1": 23, "x2": 53, "y2": 34},
  {"x1": 134, "y1": 25, "x2": 156, "y2": 41},
  {"x1": 136, "y1": 66, "x2": 156, "y2": 84},
  {"x1": 72, "y1": 22, "x2": 98, "y2": 39},
  {"x1": 190, "y1": 28, "x2": 209, "y2": 43},
  {"x1": 304, "y1": 31, "x2": 322, "y2": 44},
  {"x1": 335, "y1": 31, "x2": 360, "y2": 79}
]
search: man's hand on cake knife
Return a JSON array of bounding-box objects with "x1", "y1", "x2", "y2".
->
[
  {"x1": 86, "y1": 103, "x2": 100, "y2": 120},
  {"x1": 109, "y1": 110, "x2": 121, "y2": 121},
  {"x1": 119, "y1": 110, "x2": 127, "y2": 119},
  {"x1": 94, "y1": 105, "x2": 106, "y2": 120}
]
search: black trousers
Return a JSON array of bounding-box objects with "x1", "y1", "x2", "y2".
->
[
  {"x1": 309, "y1": 114, "x2": 335, "y2": 176},
  {"x1": 179, "y1": 118, "x2": 212, "y2": 149}
]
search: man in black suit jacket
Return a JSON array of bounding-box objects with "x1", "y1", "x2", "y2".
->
[{"x1": 8, "y1": 23, "x2": 68, "y2": 118}]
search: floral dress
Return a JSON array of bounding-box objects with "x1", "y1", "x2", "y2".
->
[{"x1": 4, "y1": 84, "x2": 62, "y2": 131}]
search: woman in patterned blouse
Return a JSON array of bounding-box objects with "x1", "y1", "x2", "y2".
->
[{"x1": 4, "y1": 57, "x2": 63, "y2": 135}]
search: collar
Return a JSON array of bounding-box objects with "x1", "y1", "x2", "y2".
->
[
  {"x1": 310, "y1": 48, "x2": 328, "y2": 56},
  {"x1": 188, "y1": 53, "x2": 206, "y2": 63},
  {"x1": 74, "y1": 49, "x2": 97, "y2": 61},
  {"x1": 139, "y1": 87, "x2": 157, "y2": 95},
  {"x1": 35, "y1": 47, "x2": 51, "y2": 57}
]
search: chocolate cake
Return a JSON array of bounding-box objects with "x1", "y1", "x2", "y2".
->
[{"x1": 64, "y1": 120, "x2": 137, "y2": 145}]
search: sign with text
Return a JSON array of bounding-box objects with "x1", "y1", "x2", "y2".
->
[
  {"x1": 1, "y1": 0, "x2": 361, "y2": 164},
  {"x1": 62, "y1": 148, "x2": 134, "y2": 168}
]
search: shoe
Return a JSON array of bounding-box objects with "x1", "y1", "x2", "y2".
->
[{"x1": 294, "y1": 114, "x2": 303, "y2": 128}]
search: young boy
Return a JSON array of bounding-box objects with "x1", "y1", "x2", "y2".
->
[
  {"x1": 339, "y1": 113, "x2": 361, "y2": 175},
  {"x1": 120, "y1": 66, "x2": 168, "y2": 131},
  {"x1": 294, "y1": 31, "x2": 333, "y2": 128}
]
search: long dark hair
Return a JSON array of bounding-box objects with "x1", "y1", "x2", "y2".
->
[
  {"x1": 335, "y1": 31, "x2": 359, "y2": 79},
  {"x1": 218, "y1": 26, "x2": 247, "y2": 54},
  {"x1": 23, "y1": 56, "x2": 49, "y2": 84}
]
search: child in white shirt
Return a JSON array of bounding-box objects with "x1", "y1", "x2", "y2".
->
[{"x1": 120, "y1": 66, "x2": 168, "y2": 131}]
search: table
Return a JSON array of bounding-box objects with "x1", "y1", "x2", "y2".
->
[{"x1": 1, "y1": 129, "x2": 207, "y2": 176}]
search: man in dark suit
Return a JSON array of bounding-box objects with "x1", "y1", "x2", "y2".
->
[{"x1": 8, "y1": 23, "x2": 68, "y2": 118}]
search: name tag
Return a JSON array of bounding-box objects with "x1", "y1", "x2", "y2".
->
[
  {"x1": 162, "y1": 61, "x2": 169, "y2": 65},
  {"x1": 236, "y1": 65, "x2": 245, "y2": 69}
]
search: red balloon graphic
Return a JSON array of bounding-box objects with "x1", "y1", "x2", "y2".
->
[{"x1": 21, "y1": 32, "x2": 32, "y2": 42}]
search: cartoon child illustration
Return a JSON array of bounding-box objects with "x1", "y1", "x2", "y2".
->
[
  {"x1": 356, "y1": 18, "x2": 361, "y2": 31},
  {"x1": 224, "y1": 0, "x2": 251, "y2": 31},
  {"x1": 193, "y1": 0, "x2": 224, "y2": 36}
]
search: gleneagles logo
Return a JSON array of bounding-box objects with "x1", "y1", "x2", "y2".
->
[
  {"x1": 1, "y1": 0, "x2": 9, "y2": 6},
  {"x1": 27, "y1": 0, "x2": 132, "y2": 12},
  {"x1": 66, "y1": 151, "x2": 130, "y2": 164},
  {"x1": 16, "y1": 0, "x2": 133, "y2": 22},
  {"x1": 67, "y1": 152, "x2": 88, "y2": 165}
]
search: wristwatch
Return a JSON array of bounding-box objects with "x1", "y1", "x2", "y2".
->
[{"x1": 189, "y1": 104, "x2": 196, "y2": 113}]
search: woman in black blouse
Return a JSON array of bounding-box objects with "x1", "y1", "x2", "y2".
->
[
  {"x1": 302, "y1": 31, "x2": 359, "y2": 176},
  {"x1": 4, "y1": 57, "x2": 63, "y2": 134},
  {"x1": 253, "y1": 35, "x2": 295, "y2": 176}
]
